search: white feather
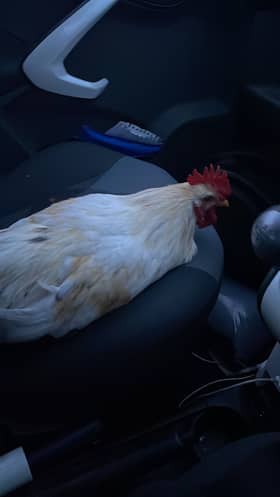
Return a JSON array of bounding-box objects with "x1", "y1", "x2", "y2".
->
[{"x1": 0, "y1": 183, "x2": 210, "y2": 342}]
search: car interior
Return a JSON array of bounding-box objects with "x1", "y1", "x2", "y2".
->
[{"x1": 0, "y1": 0, "x2": 280, "y2": 496}]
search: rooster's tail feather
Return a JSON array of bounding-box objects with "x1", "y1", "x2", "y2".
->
[{"x1": 0, "y1": 292, "x2": 57, "y2": 343}]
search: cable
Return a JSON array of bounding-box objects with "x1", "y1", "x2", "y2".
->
[
  {"x1": 207, "y1": 357, "x2": 259, "y2": 378},
  {"x1": 235, "y1": 363, "x2": 266, "y2": 377},
  {"x1": 207, "y1": 355, "x2": 266, "y2": 379},
  {"x1": 199, "y1": 378, "x2": 278, "y2": 401},
  {"x1": 191, "y1": 352, "x2": 218, "y2": 364},
  {"x1": 178, "y1": 375, "x2": 257, "y2": 409}
]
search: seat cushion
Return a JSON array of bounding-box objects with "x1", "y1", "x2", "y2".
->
[
  {"x1": 0, "y1": 143, "x2": 223, "y2": 422},
  {"x1": 0, "y1": 141, "x2": 123, "y2": 229}
]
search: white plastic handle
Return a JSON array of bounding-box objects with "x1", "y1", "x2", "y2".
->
[
  {"x1": 0, "y1": 448, "x2": 33, "y2": 496},
  {"x1": 23, "y1": 0, "x2": 119, "y2": 99}
]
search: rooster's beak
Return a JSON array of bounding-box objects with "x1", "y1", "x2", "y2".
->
[{"x1": 219, "y1": 199, "x2": 229, "y2": 208}]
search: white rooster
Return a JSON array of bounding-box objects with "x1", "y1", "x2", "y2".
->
[{"x1": 0, "y1": 165, "x2": 231, "y2": 343}]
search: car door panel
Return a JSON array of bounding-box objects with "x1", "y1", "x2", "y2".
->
[{"x1": 0, "y1": 0, "x2": 256, "y2": 169}]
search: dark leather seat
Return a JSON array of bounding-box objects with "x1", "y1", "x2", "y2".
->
[{"x1": 0, "y1": 141, "x2": 223, "y2": 422}]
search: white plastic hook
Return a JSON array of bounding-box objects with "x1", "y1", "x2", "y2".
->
[{"x1": 23, "y1": 0, "x2": 119, "y2": 99}]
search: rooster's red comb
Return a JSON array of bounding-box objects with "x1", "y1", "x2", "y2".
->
[{"x1": 187, "y1": 164, "x2": 231, "y2": 199}]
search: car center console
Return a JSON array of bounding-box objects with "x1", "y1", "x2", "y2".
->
[
  {"x1": 86, "y1": 204, "x2": 280, "y2": 493},
  {"x1": 1, "y1": 206, "x2": 280, "y2": 497}
]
